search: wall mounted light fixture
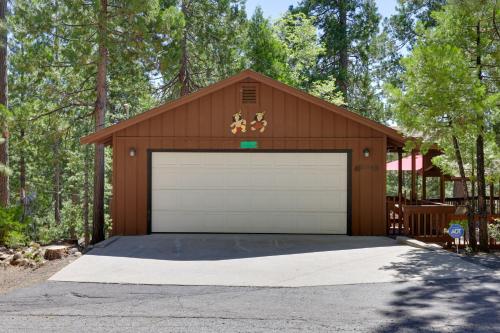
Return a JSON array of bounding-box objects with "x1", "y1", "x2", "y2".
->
[
  {"x1": 129, "y1": 147, "x2": 136, "y2": 157},
  {"x1": 363, "y1": 148, "x2": 370, "y2": 158}
]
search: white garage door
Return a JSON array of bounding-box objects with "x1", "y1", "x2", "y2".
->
[{"x1": 150, "y1": 152, "x2": 349, "y2": 234}]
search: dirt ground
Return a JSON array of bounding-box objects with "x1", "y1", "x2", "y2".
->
[{"x1": 0, "y1": 255, "x2": 76, "y2": 294}]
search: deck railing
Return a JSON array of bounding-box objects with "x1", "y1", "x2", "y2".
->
[
  {"x1": 402, "y1": 204, "x2": 456, "y2": 238},
  {"x1": 387, "y1": 196, "x2": 500, "y2": 248},
  {"x1": 386, "y1": 196, "x2": 435, "y2": 236},
  {"x1": 444, "y1": 214, "x2": 500, "y2": 248},
  {"x1": 426, "y1": 196, "x2": 500, "y2": 214}
]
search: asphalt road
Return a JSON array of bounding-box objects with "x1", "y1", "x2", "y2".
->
[{"x1": 1, "y1": 276, "x2": 499, "y2": 333}]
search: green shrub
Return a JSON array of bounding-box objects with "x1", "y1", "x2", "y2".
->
[
  {"x1": 36, "y1": 224, "x2": 62, "y2": 245},
  {"x1": 35, "y1": 203, "x2": 85, "y2": 245},
  {"x1": 3, "y1": 230, "x2": 27, "y2": 248},
  {"x1": 488, "y1": 219, "x2": 500, "y2": 242},
  {"x1": 61, "y1": 203, "x2": 83, "y2": 240},
  {"x1": 0, "y1": 205, "x2": 29, "y2": 247},
  {"x1": 449, "y1": 219, "x2": 468, "y2": 230}
]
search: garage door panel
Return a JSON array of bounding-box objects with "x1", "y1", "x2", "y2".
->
[
  {"x1": 151, "y1": 190, "x2": 182, "y2": 210},
  {"x1": 153, "y1": 175, "x2": 346, "y2": 192},
  {"x1": 153, "y1": 189, "x2": 347, "y2": 213},
  {"x1": 151, "y1": 152, "x2": 348, "y2": 234},
  {"x1": 152, "y1": 211, "x2": 347, "y2": 234},
  {"x1": 296, "y1": 191, "x2": 345, "y2": 212},
  {"x1": 153, "y1": 168, "x2": 347, "y2": 191},
  {"x1": 151, "y1": 191, "x2": 348, "y2": 209},
  {"x1": 248, "y1": 173, "x2": 275, "y2": 187}
]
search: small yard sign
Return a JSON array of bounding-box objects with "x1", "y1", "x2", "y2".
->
[
  {"x1": 448, "y1": 224, "x2": 464, "y2": 239},
  {"x1": 240, "y1": 141, "x2": 258, "y2": 149},
  {"x1": 448, "y1": 224, "x2": 464, "y2": 254}
]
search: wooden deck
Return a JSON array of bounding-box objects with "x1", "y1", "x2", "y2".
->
[{"x1": 386, "y1": 196, "x2": 500, "y2": 249}]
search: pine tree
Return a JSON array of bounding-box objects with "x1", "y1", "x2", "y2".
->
[
  {"x1": 8, "y1": 0, "x2": 178, "y2": 243},
  {"x1": 155, "y1": 0, "x2": 246, "y2": 99},
  {"x1": 273, "y1": 12, "x2": 324, "y2": 91},
  {"x1": 0, "y1": 0, "x2": 9, "y2": 207},
  {"x1": 386, "y1": 0, "x2": 499, "y2": 252},
  {"x1": 244, "y1": 7, "x2": 289, "y2": 82},
  {"x1": 295, "y1": 0, "x2": 384, "y2": 119},
  {"x1": 385, "y1": 0, "x2": 446, "y2": 51}
]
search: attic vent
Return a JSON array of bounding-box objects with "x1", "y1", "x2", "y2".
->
[{"x1": 241, "y1": 85, "x2": 257, "y2": 104}]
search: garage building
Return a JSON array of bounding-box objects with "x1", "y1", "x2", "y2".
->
[{"x1": 81, "y1": 70, "x2": 404, "y2": 236}]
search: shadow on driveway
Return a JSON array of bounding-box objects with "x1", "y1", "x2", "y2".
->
[
  {"x1": 88, "y1": 234, "x2": 399, "y2": 261},
  {"x1": 375, "y1": 249, "x2": 500, "y2": 332}
]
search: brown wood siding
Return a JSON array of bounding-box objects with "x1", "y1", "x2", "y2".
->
[{"x1": 112, "y1": 81, "x2": 387, "y2": 236}]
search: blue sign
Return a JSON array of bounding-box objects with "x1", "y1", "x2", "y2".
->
[{"x1": 448, "y1": 224, "x2": 464, "y2": 239}]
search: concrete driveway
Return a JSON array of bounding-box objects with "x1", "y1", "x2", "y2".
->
[{"x1": 50, "y1": 234, "x2": 494, "y2": 287}]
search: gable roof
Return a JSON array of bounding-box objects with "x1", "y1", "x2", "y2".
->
[{"x1": 81, "y1": 69, "x2": 405, "y2": 145}]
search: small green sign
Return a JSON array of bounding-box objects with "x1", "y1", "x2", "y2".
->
[{"x1": 240, "y1": 141, "x2": 258, "y2": 149}]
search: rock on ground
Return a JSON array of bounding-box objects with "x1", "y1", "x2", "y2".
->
[{"x1": 0, "y1": 255, "x2": 76, "y2": 294}]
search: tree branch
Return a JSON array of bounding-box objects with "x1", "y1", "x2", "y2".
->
[{"x1": 30, "y1": 103, "x2": 93, "y2": 122}]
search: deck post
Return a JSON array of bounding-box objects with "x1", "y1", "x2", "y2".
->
[
  {"x1": 422, "y1": 175, "x2": 426, "y2": 201},
  {"x1": 397, "y1": 148, "x2": 403, "y2": 233},
  {"x1": 411, "y1": 150, "x2": 416, "y2": 203},
  {"x1": 397, "y1": 148, "x2": 403, "y2": 200}
]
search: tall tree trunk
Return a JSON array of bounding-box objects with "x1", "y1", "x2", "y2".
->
[
  {"x1": 19, "y1": 127, "x2": 27, "y2": 223},
  {"x1": 476, "y1": 21, "x2": 489, "y2": 252},
  {"x1": 19, "y1": 128, "x2": 26, "y2": 204},
  {"x1": 83, "y1": 146, "x2": 90, "y2": 247},
  {"x1": 337, "y1": 0, "x2": 348, "y2": 98},
  {"x1": 92, "y1": 0, "x2": 108, "y2": 244},
  {"x1": 179, "y1": 0, "x2": 190, "y2": 96},
  {"x1": 51, "y1": 0, "x2": 62, "y2": 225},
  {"x1": 69, "y1": 192, "x2": 78, "y2": 240},
  {"x1": 0, "y1": 0, "x2": 8, "y2": 207},
  {"x1": 476, "y1": 133, "x2": 488, "y2": 251},
  {"x1": 53, "y1": 137, "x2": 61, "y2": 224},
  {"x1": 452, "y1": 135, "x2": 476, "y2": 251},
  {"x1": 471, "y1": 160, "x2": 476, "y2": 212}
]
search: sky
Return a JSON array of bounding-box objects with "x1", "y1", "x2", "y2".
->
[{"x1": 245, "y1": 0, "x2": 398, "y2": 20}]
